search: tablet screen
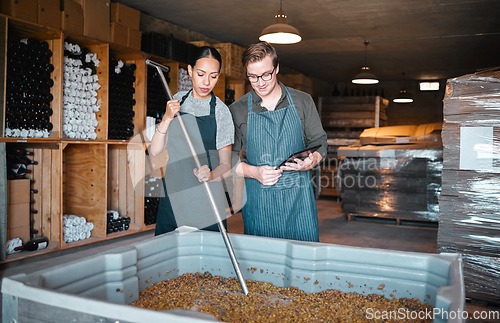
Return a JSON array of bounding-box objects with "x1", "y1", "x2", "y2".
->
[{"x1": 277, "y1": 145, "x2": 322, "y2": 169}]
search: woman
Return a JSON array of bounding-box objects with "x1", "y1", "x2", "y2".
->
[{"x1": 150, "y1": 46, "x2": 234, "y2": 235}]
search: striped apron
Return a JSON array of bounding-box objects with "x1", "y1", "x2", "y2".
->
[{"x1": 242, "y1": 88, "x2": 319, "y2": 242}]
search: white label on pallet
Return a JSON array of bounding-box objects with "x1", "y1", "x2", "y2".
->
[{"x1": 460, "y1": 126, "x2": 500, "y2": 172}]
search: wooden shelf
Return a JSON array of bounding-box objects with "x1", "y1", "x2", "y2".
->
[
  {"x1": 0, "y1": 13, "x2": 249, "y2": 263},
  {"x1": 0, "y1": 14, "x2": 152, "y2": 263}
]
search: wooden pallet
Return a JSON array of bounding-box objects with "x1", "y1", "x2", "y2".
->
[{"x1": 346, "y1": 213, "x2": 438, "y2": 227}]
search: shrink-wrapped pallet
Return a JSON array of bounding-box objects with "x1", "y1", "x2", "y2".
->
[
  {"x1": 438, "y1": 69, "x2": 500, "y2": 303},
  {"x1": 338, "y1": 141, "x2": 442, "y2": 222}
]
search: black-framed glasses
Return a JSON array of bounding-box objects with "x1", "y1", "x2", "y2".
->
[{"x1": 247, "y1": 67, "x2": 276, "y2": 83}]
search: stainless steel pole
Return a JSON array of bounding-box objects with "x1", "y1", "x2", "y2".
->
[{"x1": 146, "y1": 59, "x2": 249, "y2": 295}]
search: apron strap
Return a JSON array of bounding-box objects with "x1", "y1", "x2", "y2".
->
[
  {"x1": 209, "y1": 92, "x2": 216, "y2": 115},
  {"x1": 247, "y1": 92, "x2": 253, "y2": 113},
  {"x1": 284, "y1": 87, "x2": 295, "y2": 109},
  {"x1": 179, "y1": 89, "x2": 192, "y2": 105}
]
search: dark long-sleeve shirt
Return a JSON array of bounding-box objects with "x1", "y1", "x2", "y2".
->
[{"x1": 229, "y1": 82, "x2": 327, "y2": 163}]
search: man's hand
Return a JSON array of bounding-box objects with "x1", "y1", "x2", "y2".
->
[
  {"x1": 256, "y1": 165, "x2": 282, "y2": 186},
  {"x1": 280, "y1": 151, "x2": 322, "y2": 171}
]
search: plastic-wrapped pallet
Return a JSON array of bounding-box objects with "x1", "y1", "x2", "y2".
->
[
  {"x1": 438, "y1": 69, "x2": 500, "y2": 303},
  {"x1": 338, "y1": 141, "x2": 442, "y2": 222}
]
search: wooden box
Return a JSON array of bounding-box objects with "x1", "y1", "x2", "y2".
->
[
  {"x1": 127, "y1": 28, "x2": 142, "y2": 50},
  {"x1": 61, "y1": 0, "x2": 83, "y2": 34},
  {"x1": 7, "y1": 179, "x2": 30, "y2": 204},
  {"x1": 110, "y1": 22, "x2": 127, "y2": 47},
  {"x1": 1, "y1": 0, "x2": 38, "y2": 23},
  {"x1": 107, "y1": 144, "x2": 144, "y2": 235},
  {"x1": 318, "y1": 96, "x2": 388, "y2": 128},
  {"x1": 110, "y1": 2, "x2": 140, "y2": 30},
  {"x1": 38, "y1": 0, "x2": 61, "y2": 29},
  {"x1": 7, "y1": 226, "x2": 31, "y2": 243},
  {"x1": 189, "y1": 41, "x2": 212, "y2": 48},
  {"x1": 213, "y1": 43, "x2": 245, "y2": 80},
  {"x1": 290, "y1": 73, "x2": 313, "y2": 89},
  {"x1": 77, "y1": 0, "x2": 110, "y2": 42},
  {"x1": 7, "y1": 179, "x2": 31, "y2": 242},
  {"x1": 7, "y1": 203, "x2": 30, "y2": 229},
  {"x1": 63, "y1": 144, "x2": 107, "y2": 242}
]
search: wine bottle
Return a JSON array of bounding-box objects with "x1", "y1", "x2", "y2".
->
[
  {"x1": 14, "y1": 236, "x2": 49, "y2": 251},
  {"x1": 9, "y1": 164, "x2": 32, "y2": 176}
]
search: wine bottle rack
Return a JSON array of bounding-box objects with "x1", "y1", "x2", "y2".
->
[{"x1": 0, "y1": 13, "x2": 245, "y2": 263}]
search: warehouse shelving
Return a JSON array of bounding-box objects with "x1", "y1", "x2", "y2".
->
[{"x1": 0, "y1": 13, "x2": 245, "y2": 262}]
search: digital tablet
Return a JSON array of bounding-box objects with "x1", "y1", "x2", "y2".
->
[{"x1": 276, "y1": 144, "x2": 322, "y2": 169}]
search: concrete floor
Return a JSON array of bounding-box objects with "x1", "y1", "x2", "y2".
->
[
  {"x1": 1, "y1": 198, "x2": 499, "y2": 321},
  {"x1": 228, "y1": 199, "x2": 438, "y2": 253}
]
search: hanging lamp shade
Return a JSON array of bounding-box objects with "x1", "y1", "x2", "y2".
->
[
  {"x1": 259, "y1": 8, "x2": 302, "y2": 44},
  {"x1": 393, "y1": 89, "x2": 414, "y2": 103},
  {"x1": 352, "y1": 66, "x2": 379, "y2": 84},
  {"x1": 352, "y1": 41, "x2": 379, "y2": 84}
]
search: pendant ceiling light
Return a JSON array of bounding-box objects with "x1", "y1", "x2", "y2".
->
[
  {"x1": 259, "y1": 0, "x2": 302, "y2": 44},
  {"x1": 393, "y1": 72, "x2": 414, "y2": 103},
  {"x1": 352, "y1": 41, "x2": 379, "y2": 84},
  {"x1": 393, "y1": 89, "x2": 414, "y2": 103}
]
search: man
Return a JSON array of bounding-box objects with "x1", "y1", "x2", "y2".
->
[{"x1": 230, "y1": 41, "x2": 327, "y2": 242}]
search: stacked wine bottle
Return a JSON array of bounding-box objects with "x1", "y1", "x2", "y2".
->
[
  {"x1": 6, "y1": 145, "x2": 37, "y2": 180},
  {"x1": 144, "y1": 175, "x2": 163, "y2": 225},
  {"x1": 178, "y1": 67, "x2": 192, "y2": 92},
  {"x1": 147, "y1": 65, "x2": 170, "y2": 124},
  {"x1": 5, "y1": 38, "x2": 54, "y2": 138},
  {"x1": 63, "y1": 41, "x2": 101, "y2": 140},
  {"x1": 108, "y1": 59, "x2": 136, "y2": 140},
  {"x1": 6, "y1": 144, "x2": 40, "y2": 239},
  {"x1": 107, "y1": 210, "x2": 131, "y2": 233},
  {"x1": 144, "y1": 197, "x2": 160, "y2": 225},
  {"x1": 63, "y1": 214, "x2": 94, "y2": 243},
  {"x1": 225, "y1": 88, "x2": 235, "y2": 105}
]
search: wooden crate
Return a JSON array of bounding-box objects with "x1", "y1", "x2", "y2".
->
[
  {"x1": 318, "y1": 96, "x2": 389, "y2": 129},
  {"x1": 188, "y1": 41, "x2": 212, "y2": 47},
  {"x1": 87, "y1": 43, "x2": 109, "y2": 140},
  {"x1": 1, "y1": 17, "x2": 63, "y2": 140},
  {"x1": 164, "y1": 61, "x2": 179, "y2": 95},
  {"x1": 107, "y1": 55, "x2": 146, "y2": 139},
  {"x1": 33, "y1": 146, "x2": 62, "y2": 243},
  {"x1": 213, "y1": 73, "x2": 226, "y2": 102},
  {"x1": 290, "y1": 73, "x2": 313, "y2": 89},
  {"x1": 213, "y1": 42, "x2": 245, "y2": 80},
  {"x1": 62, "y1": 143, "x2": 107, "y2": 245},
  {"x1": 107, "y1": 144, "x2": 144, "y2": 236}
]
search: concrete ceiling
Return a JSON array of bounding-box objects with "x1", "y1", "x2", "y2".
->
[{"x1": 117, "y1": 0, "x2": 500, "y2": 84}]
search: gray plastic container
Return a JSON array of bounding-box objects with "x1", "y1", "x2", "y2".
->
[{"x1": 2, "y1": 228, "x2": 464, "y2": 322}]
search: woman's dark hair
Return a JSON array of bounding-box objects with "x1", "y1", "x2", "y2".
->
[{"x1": 189, "y1": 46, "x2": 222, "y2": 71}]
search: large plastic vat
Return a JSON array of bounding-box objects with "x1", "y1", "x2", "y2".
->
[{"x1": 2, "y1": 228, "x2": 464, "y2": 322}]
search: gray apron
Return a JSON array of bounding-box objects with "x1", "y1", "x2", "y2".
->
[{"x1": 155, "y1": 91, "x2": 228, "y2": 235}]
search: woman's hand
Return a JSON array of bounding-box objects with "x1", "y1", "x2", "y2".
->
[
  {"x1": 162, "y1": 99, "x2": 181, "y2": 122},
  {"x1": 194, "y1": 165, "x2": 212, "y2": 182}
]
